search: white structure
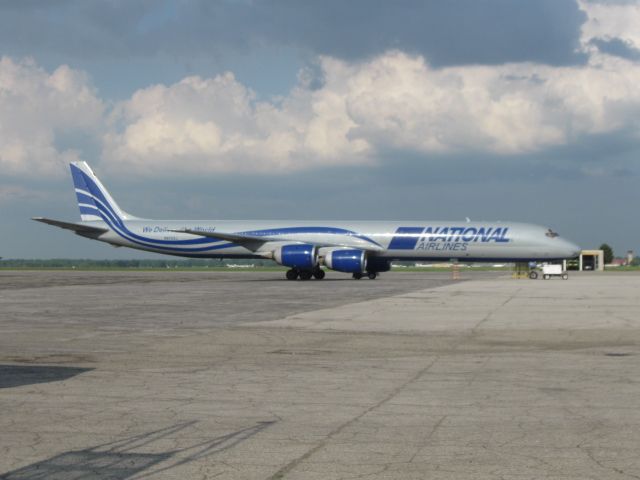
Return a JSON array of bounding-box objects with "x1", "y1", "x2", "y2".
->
[{"x1": 578, "y1": 250, "x2": 604, "y2": 271}]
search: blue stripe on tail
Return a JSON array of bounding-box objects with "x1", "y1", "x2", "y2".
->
[
  {"x1": 70, "y1": 164, "x2": 101, "y2": 219},
  {"x1": 70, "y1": 163, "x2": 124, "y2": 222}
]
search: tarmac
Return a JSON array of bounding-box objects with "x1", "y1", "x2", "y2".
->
[{"x1": 1, "y1": 269, "x2": 640, "y2": 479}]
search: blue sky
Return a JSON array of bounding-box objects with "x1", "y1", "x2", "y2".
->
[{"x1": 1, "y1": 0, "x2": 639, "y2": 258}]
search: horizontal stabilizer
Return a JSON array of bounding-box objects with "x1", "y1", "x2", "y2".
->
[{"x1": 32, "y1": 217, "x2": 108, "y2": 235}]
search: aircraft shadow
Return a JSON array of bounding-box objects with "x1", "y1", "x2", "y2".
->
[
  {"x1": 241, "y1": 277, "x2": 362, "y2": 283},
  {"x1": 1, "y1": 420, "x2": 275, "y2": 480},
  {"x1": 0, "y1": 365, "x2": 93, "y2": 389}
]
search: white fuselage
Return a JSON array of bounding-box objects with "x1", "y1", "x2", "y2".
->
[
  {"x1": 90, "y1": 219, "x2": 580, "y2": 262},
  {"x1": 37, "y1": 162, "x2": 582, "y2": 278}
]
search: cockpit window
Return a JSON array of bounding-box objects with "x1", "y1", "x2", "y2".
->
[{"x1": 545, "y1": 228, "x2": 559, "y2": 238}]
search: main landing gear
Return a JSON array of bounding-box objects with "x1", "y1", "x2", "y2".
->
[
  {"x1": 286, "y1": 269, "x2": 299, "y2": 280},
  {"x1": 285, "y1": 268, "x2": 378, "y2": 280},
  {"x1": 352, "y1": 272, "x2": 377, "y2": 280},
  {"x1": 286, "y1": 267, "x2": 326, "y2": 280}
]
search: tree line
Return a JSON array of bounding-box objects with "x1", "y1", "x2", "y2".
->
[
  {"x1": 599, "y1": 244, "x2": 639, "y2": 266},
  {"x1": 0, "y1": 258, "x2": 274, "y2": 268}
]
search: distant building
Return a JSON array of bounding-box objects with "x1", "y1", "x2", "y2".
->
[
  {"x1": 579, "y1": 250, "x2": 604, "y2": 271},
  {"x1": 627, "y1": 250, "x2": 635, "y2": 265}
]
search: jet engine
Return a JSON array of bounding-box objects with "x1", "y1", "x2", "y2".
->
[
  {"x1": 324, "y1": 249, "x2": 366, "y2": 273},
  {"x1": 273, "y1": 244, "x2": 317, "y2": 270}
]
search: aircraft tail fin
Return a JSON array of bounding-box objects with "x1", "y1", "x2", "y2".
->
[{"x1": 70, "y1": 162, "x2": 140, "y2": 222}]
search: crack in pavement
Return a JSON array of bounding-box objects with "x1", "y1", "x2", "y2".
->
[
  {"x1": 266, "y1": 356, "x2": 441, "y2": 480},
  {"x1": 471, "y1": 287, "x2": 523, "y2": 333}
]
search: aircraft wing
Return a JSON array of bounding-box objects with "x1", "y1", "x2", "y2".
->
[
  {"x1": 32, "y1": 217, "x2": 108, "y2": 236},
  {"x1": 170, "y1": 229, "x2": 269, "y2": 251},
  {"x1": 170, "y1": 228, "x2": 384, "y2": 252}
]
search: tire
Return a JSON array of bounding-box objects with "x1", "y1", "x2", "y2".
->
[
  {"x1": 313, "y1": 269, "x2": 325, "y2": 280},
  {"x1": 299, "y1": 270, "x2": 313, "y2": 280},
  {"x1": 543, "y1": 274, "x2": 550, "y2": 280},
  {"x1": 529, "y1": 271, "x2": 538, "y2": 280},
  {"x1": 352, "y1": 272, "x2": 363, "y2": 280},
  {"x1": 562, "y1": 273, "x2": 569, "y2": 280},
  {"x1": 367, "y1": 272, "x2": 377, "y2": 280},
  {"x1": 286, "y1": 269, "x2": 298, "y2": 281}
]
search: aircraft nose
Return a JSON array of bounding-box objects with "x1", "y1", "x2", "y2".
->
[{"x1": 562, "y1": 239, "x2": 581, "y2": 258}]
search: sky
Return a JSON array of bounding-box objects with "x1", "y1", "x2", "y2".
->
[{"x1": 1, "y1": 0, "x2": 639, "y2": 259}]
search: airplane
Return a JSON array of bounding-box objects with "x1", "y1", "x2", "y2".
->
[{"x1": 33, "y1": 162, "x2": 581, "y2": 280}]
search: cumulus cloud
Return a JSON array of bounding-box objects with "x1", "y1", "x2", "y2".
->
[
  {"x1": 102, "y1": 70, "x2": 372, "y2": 174},
  {"x1": 103, "y1": 49, "x2": 640, "y2": 174},
  {"x1": 579, "y1": 0, "x2": 640, "y2": 56},
  {"x1": 2, "y1": 35, "x2": 640, "y2": 178},
  {"x1": 349, "y1": 53, "x2": 640, "y2": 153},
  {"x1": 0, "y1": 56, "x2": 103, "y2": 176}
]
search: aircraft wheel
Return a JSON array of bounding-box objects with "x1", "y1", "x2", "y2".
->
[
  {"x1": 529, "y1": 271, "x2": 538, "y2": 280},
  {"x1": 286, "y1": 269, "x2": 299, "y2": 281},
  {"x1": 313, "y1": 268, "x2": 325, "y2": 280},
  {"x1": 367, "y1": 272, "x2": 377, "y2": 280},
  {"x1": 299, "y1": 270, "x2": 313, "y2": 280},
  {"x1": 352, "y1": 272, "x2": 363, "y2": 280}
]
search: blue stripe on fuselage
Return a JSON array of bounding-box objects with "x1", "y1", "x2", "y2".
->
[
  {"x1": 75, "y1": 170, "x2": 222, "y2": 247},
  {"x1": 239, "y1": 226, "x2": 382, "y2": 248},
  {"x1": 388, "y1": 227, "x2": 424, "y2": 250},
  {"x1": 74, "y1": 167, "x2": 383, "y2": 253}
]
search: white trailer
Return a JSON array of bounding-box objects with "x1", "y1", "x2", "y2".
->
[{"x1": 542, "y1": 264, "x2": 569, "y2": 280}]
